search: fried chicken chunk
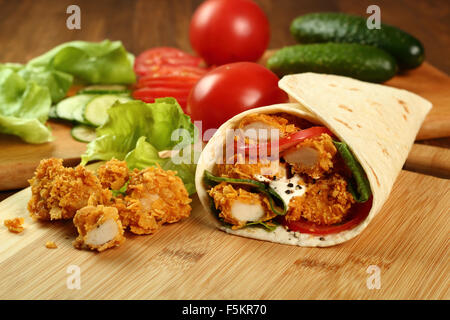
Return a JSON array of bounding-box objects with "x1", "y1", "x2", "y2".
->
[
  {"x1": 115, "y1": 166, "x2": 192, "y2": 235},
  {"x1": 216, "y1": 156, "x2": 287, "y2": 180},
  {"x1": 73, "y1": 205, "x2": 125, "y2": 252},
  {"x1": 97, "y1": 159, "x2": 129, "y2": 190},
  {"x1": 28, "y1": 158, "x2": 108, "y2": 220},
  {"x1": 238, "y1": 114, "x2": 298, "y2": 140},
  {"x1": 284, "y1": 133, "x2": 337, "y2": 179},
  {"x1": 208, "y1": 182, "x2": 276, "y2": 229},
  {"x1": 286, "y1": 173, "x2": 355, "y2": 225}
]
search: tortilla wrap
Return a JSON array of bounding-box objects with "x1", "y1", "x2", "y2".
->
[{"x1": 195, "y1": 73, "x2": 432, "y2": 247}]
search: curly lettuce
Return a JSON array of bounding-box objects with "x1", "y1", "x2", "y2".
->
[
  {"x1": 81, "y1": 98, "x2": 198, "y2": 194},
  {"x1": 0, "y1": 68, "x2": 52, "y2": 143}
]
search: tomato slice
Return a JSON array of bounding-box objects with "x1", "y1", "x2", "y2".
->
[
  {"x1": 278, "y1": 196, "x2": 373, "y2": 235},
  {"x1": 134, "y1": 47, "x2": 204, "y2": 77},
  {"x1": 136, "y1": 76, "x2": 200, "y2": 89},
  {"x1": 132, "y1": 87, "x2": 190, "y2": 110},
  {"x1": 240, "y1": 126, "x2": 334, "y2": 154}
]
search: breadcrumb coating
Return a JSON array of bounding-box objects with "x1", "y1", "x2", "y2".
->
[
  {"x1": 27, "y1": 158, "x2": 192, "y2": 251},
  {"x1": 112, "y1": 196, "x2": 161, "y2": 235},
  {"x1": 73, "y1": 205, "x2": 125, "y2": 252},
  {"x1": 286, "y1": 173, "x2": 355, "y2": 225},
  {"x1": 45, "y1": 241, "x2": 57, "y2": 249},
  {"x1": 216, "y1": 156, "x2": 286, "y2": 180},
  {"x1": 28, "y1": 158, "x2": 107, "y2": 220},
  {"x1": 125, "y1": 166, "x2": 192, "y2": 228},
  {"x1": 4, "y1": 218, "x2": 25, "y2": 233},
  {"x1": 284, "y1": 133, "x2": 337, "y2": 179},
  {"x1": 97, "y1": 159, "x2": 129, "y2": 190},
  {"x1": 238, "y1": 114, "x2": 298, "y2": 138},
  {"x1": 208, "y1": 182, "x2": 276, "y2": 229}
]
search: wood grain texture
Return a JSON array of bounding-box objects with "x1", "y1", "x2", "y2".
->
[
  {"x1": 0, "y1": 121, "x2": 87, "y2": 191},
  {"x1": 0, "y1": 170, "x2": 448, "y2": 300},
  {"x1": 405, "y1": 144, "x2": 450, "y2": 178}
]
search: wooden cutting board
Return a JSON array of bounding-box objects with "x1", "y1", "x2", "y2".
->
[
  {"x1": 0, "y1": 170, "x2": 448, "y2": 300},
  {"x1": 0, "y1": 121, "x2": 87, "y2": 191}
]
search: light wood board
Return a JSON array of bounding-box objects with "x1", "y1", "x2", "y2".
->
[
  {"x1": 0, "y1": 170, "x2": 448, "y2": 300},
  {"x1": 0, "y1": 121, "x2": 87, "y2": 191}
]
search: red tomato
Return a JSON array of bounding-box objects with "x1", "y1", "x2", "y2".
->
[
  {"x1": 189, "y1": 0, "x2": 270, "y2": 66},
  {"x1": 187, "y1": 62, "x2": 288, "y2": 132},
  {"x1": 279, "y1": 197, "x2": 373, "y2": 235}
]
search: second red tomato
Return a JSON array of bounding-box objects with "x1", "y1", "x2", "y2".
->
[
  {"x1": 189, "y1": 0, "x2": 270, "y2": 66},
  {"x1": 187, "y1": 62, "x2": 288, "y2": 132}
]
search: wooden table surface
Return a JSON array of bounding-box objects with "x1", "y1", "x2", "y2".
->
[{"x1": 0, "y1": 0, "x2": 449, "y2": 202}]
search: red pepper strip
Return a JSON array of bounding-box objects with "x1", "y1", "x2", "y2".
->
[
  {"x1": 277, "y1": 196, "x2": 373, "y2": 235},
  {"x1": 238, "y1": 126, "x2": 335, "y2": 155}
]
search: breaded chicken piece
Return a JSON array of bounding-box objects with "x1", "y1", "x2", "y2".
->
[
  {"x1": 284, "y1": 133, "x2": 337, "y2": 179},
  {"x1": 112, "y1": 196, "x2": 161, "y2": 235},
  {"x1": 216, "y1": 156, "x2": 287, "y2": 180},
  {"x1": 28, "y1": 158, "x2": 108, "y2": 221},
  {"x1": 4, "y1": 218, "x2": 25, "y2": 233},
  {"x1": 238, "y1": 114, "x2": 298, "y2": 140},
  {"x1": 97, "y1": 159, "x2": 129, "y2": 190},
  {"x1": 208, "y1": 182, "x2": 276, "y2": 229},
  {"x1": 73, "y1": 205, "x2": 125, "y2": 252},
  {"x1": 286, "y1": 173, "x2": 354, "y2": 225},
  {"x1": 114, "y1": 166, "x2": 192, "y2": 235}
]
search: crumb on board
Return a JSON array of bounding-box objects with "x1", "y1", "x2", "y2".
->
[
  {"x1": 4, "y1": 218, "x2": 25, "y2": 233},
  {"x1": 45, "y1": 241, "x2": 58, "y2": 249}
]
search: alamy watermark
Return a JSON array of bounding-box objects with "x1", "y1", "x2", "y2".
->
[{"x1": 66, "y1": 5, "x2": 81, "y2": 30}]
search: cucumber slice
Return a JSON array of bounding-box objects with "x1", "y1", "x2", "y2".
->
[
  {"x1": 78, "y1": 85, "x2": 130, "y2": 95},
  {"x1": 48, "y1": 106, "x2": 59, "y2": 119},
  {"x1": 84, "y1": 95, "x2": 132, "y2": 127},
  {"x1": 56, "y1": 94, "x2": 96, "y2": 123},
  {"x1": 71, "y1": 125, "x2": 97, "y2": 143}
]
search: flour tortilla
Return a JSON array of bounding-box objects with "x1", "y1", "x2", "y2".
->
[{"x1": 195, "y1": 73, "x2": 432, "y2": 247}]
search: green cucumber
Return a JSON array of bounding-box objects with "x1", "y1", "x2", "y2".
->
[
  {"x1": 71, "y1": 124, "x2": 97, "y2": 143},
  {"x1": 84, "y1": 95, "x2": 132, "y2": 127},
  {"x1": 290, "y1": 12, "x2": 424, "y2": 70},
  {"x1": 56, "y1": 94, "x2": 96, "y2": 123},
  {"x1": 267, "y1": 43, "x2": 397, "y2": 83},
  {"x1": 48, "y1": 106, "x2": 59, "y2": 119},
  {"x1": 78, "y1": 85, "x2": 130, "y2": 95}
]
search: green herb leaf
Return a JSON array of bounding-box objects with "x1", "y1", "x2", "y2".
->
[{"x1": 333, "y1": 141, "x2": 372, "y2": 202}]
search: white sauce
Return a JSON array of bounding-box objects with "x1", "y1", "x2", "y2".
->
[{"x1": 254, "y1": 174, "x2": 306, "y2": 206}]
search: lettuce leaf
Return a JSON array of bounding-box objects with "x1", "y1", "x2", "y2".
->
[
  {"x1": 125, "y1": 137, "x2": 197, "y2": 195},
  {"x1": 0, "y1": 68, "x2": 52, "y2": 143},
  {"x1": 81, "y1": 98, "x2": 198, "y2": 194},
  {"x1": 28, "y1": 40, "x2": 136, "y2": 87}
]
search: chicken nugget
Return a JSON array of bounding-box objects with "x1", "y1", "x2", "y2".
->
[
  {"x1": 126, "y1": 166, "x2": 192, "y2": 225},
  {"x1": 28, "y1": 158, "x2": 107, "y2": 220},
  {"x1": 286, "y1": 173, "x2": 355, "y2": 225},
  {"x1": 208, "y1": 182, "x2": 276, "y2": 229},
  {"x1": 284, "y1": 133, "x2": 337, "y2": 179},
  {"x1": 97, "y1": 159, "x2": 130, "y2": 190},
  {"x1": 73, "y1": 205, "x2": 125, "y2": 252}
]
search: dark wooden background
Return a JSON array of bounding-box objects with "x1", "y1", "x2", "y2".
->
[
  {"x1": 1, "y1": 0, "x2": 449, "y2": 72},
  {"x1": 0, "y1": 0, "x2": 448, "y2": 199}
]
